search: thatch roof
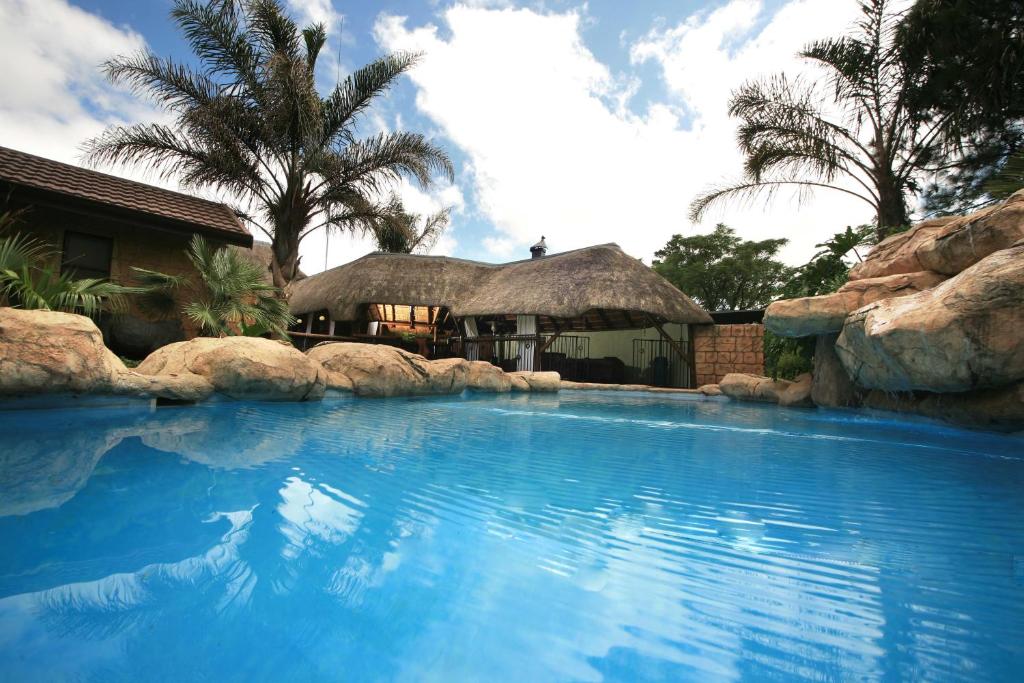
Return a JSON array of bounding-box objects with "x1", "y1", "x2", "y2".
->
[{"x1": 286, "y1": 243, "x2": 712, "y2": 327}]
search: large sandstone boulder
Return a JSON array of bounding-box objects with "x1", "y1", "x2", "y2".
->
[
  {"x1": 836, "y1": 244, "x2": 1024, "y2": 393},
  {"x1": 0, "y1": 308, "x2": 212, "y2": 402},
  {"x1": 509, "y1": 371, "x2": 561, "y2": 392},
  {"x1": 765, "y1": 271, "x2": 948, "y2": 337},
  {"x1": 862, "y1": 383, "x2": 1024, "y2": 433},
  {"x1": 0, "y1": 308, "x2": 131, "y2": 395},
  {"x1": 917, "y1": 190, "x2": 1024, "y2": 274},
  {"x1": 849, "y1": 191, "x2": 1024, "y2": 281},
  {"x1": 137, "y1": 336, "x2": 324, "y2": 401},
  {"x1": 848, "y1": 217, "x2": 955, "y2": 280},
  {"x1": 810, "y1": 334, "x2": 863, "y2": 408},
  {"x1": 306, "y1": 342, "x2": 468, "y2": 397},
  {"x1": 719, "y1": 373, "x2": 810, "y2": 406},
  {"x1": 465, "y1": 360, "x2": 513, "y2": 392}
]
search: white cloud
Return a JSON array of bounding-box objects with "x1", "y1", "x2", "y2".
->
[
  {"x1": 287, "y1": 0, "x2": 343, "y2": 28},
  {"x1": 375, "y1": 0, "x2": 872, "y2": 265},
  {"x1": 0, "y1": 0, "x2": 156, "y2": 165}
]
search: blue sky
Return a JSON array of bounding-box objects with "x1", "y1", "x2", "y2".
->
[{"x1": 0, "y1": 0, "x2": 872, "y2": 272}]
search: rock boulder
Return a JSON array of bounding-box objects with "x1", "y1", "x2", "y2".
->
[
  {"x1": 465, "y1": 360, "x2": 513, "y2": 392},
  {"x1": 765, "y1": 271, "x2": 948, "y2": 337},
  {"x1": 848, "y1": 218, "x2": 955, "y2": 280},
  {"x1": 137, "y1": 336, "x2": 324, "y2": 401},
  {"x1": 509, "y1": 371, "x2": 561, "y2": 392},
  {"x1": 0, "y1": 308, "x2": 213, "y2": 402},
  {"x1": 862, "y1": 383, "x2": 1024, "y2": 433},
  {"x1": 810, "y1": 334, "x2": 863, "y2": 408},
  {"x1": 917, "y1": 190, "x2": 1024, "y2": 275},
  {"x1": 306, "y1": 342, "x2": 468, "y2": 397},
  {"x1": 836, "y1": 244, "x2": 1024, "y2": 393},
  {"x1": 719, "y1": 373, "x2": 806, "y2": 404}
]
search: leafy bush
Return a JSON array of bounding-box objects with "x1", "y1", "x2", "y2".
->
[{"x1": 134, "y1": 235, "x2": 295, "y2": 338}]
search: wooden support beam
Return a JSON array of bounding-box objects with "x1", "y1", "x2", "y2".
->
[
  {"x1": 538, "y1": 328, "x2": 564, "y2": 354},
  {"x1": 595, "y1": 308, "x2": 613, "y2": 330},
  {"x1": 645, "y1": 313, "x2": 688, "y2": 364},
  {"x1": 622, "y1": 310, "x2": 636, "y2": 328}
]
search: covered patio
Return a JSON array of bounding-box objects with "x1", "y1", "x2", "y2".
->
[{"x1": 286, "y1": 243, "x2": 712, "y2": 387}]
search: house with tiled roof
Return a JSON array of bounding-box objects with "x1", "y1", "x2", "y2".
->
[{"x1": 0, "y1": 145, "x2": 256, "y2": 356}]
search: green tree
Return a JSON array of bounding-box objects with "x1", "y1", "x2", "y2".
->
[
  {"x1": 652, "y1": 224, "x2": 792, "y2": 312},
  {"x1": 897, "y1": 0, "x2": 1024, "y2": 214},
  {"x1": 84, "y1": 0, "x2": 453, "y2": 287},
  {"x1": 369, "y1": 194, "x2": 451, "y2": 254},
  {"x1": 783, "y1": 224, "x2": 874, "y2": 298},
  {"x1": 133, "y1": 234, "x2": 294, "y2": 337},
  {"x1": 1, "y1": 211, "x2": 134, "y2": 317},
  {"x1": 690, "y1": 0, "x2": 943, "y2": 239},
  {"x1": 764, "y1": 225, "x2": 874, "y2": 379}
]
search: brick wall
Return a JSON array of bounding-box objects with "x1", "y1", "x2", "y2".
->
[
  {"x1": 692, "y1": 323, "x2": 765, "y2": 386},
  {"x1": 18, "y1": 204, "x2": 233, "y2": 338}
]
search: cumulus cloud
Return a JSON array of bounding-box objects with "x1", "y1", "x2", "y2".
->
[
  {"x1": 0, "y1": 0, "x2": 157, "y2": 165},
  {"x1": 376, "y1": 0, "x2": 872, "y2": 264}
]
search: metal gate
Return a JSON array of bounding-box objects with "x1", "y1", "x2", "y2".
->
[
  {"x1": 454, "y1": 334, "x2": 590, "y2": 378},
  {"x1": 632, "y1": 338, "x2": 691, "y2": 388}
]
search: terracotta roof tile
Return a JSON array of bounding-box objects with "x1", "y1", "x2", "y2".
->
[{"x1": 0, "y1": 145, "x2": 251, "y2": 245}]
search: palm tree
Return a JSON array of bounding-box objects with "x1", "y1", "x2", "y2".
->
[
  {"x1": 84, "y1": 0, "x2": 453, "y2": 286},
  {"x1": 690, "y1": 0, "x2": 946, "y2": 239},
  {"x1": 133, "y1": 234, "x2": 294, "y2": 337},
  {"x1": 369, "y1": 194, "x2": 451, "y2": 253},
  {"x1": 1, "y1": 211, "x2": 133, "y2": 317}
]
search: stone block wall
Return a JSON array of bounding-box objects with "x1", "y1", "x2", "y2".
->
[{"x1": 693, "y1": 323, "x2": 765, "y2": 386}]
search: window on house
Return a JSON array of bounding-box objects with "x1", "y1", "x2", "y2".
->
[{"x1": 61, "y1": 231, "x2": 113, "y2": 280}]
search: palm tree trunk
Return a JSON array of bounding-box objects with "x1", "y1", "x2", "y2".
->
[
  {"x1": 271, "y1": 231, "x2": 300, "y2": 289},
  {"x1": 876, "y1": 172, "x2": 910, "y2": 240}
]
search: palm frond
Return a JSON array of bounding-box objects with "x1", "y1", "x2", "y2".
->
[
  {"x1": 339, "y1": 132, "x2": 454, "y2": 192},
  {"x1": 689, "y1": 179, "x2": 875, "y2": 223},
  {"x1": 322, "y1": 52, "x2": 421, "y2": 144}
]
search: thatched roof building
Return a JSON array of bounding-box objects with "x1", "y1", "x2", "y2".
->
[{"x1": 287, "y1": 243, "x2": 711, "y2": 331}]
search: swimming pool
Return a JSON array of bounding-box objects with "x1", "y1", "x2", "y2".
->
[{"x1": 1, "y1": 392, "x2": 1022, "y2": 681}]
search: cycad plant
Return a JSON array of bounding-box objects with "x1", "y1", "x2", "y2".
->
[
  {"x1": 84, "y1": 0, "x2": 453, "y2": 287},
  {"x1": 0, "y1": 211, "x2": 133, "y2": 317},
  {"x1": 690, "y1": 0, "x2": 943, "y2": 239},
  {"x1": 133, "y1": 234, "x2": 294, "y2": 337},
  {"x1": 369, "y1": 194, "x2": 451, "y2": 254}
]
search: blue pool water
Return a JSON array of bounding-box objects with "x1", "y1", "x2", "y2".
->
[{"x1": 1, "y1": 392, "x2": 1023, "y2": 682}]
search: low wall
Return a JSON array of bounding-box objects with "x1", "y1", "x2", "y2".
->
[{"x1": 693, "y1": 324, "x2": 765, "y2": 386}]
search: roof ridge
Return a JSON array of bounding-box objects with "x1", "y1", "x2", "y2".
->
[
  {"x1": 338, "y1": 242, "x2": 624, "y2": 273},
  {"x1": 0, "y1": 145, "x2": 235, "y2": 211},
  {"x1": 0, "y1": 145, "x2": 250, "y2": 245}
]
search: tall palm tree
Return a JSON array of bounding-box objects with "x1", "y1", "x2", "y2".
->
[
  {"x1": 690, "y1": 0, "x2": 946, "y2": 239},
  {"x1": 84, "y1": 0, "x2": 453, "y2": 286},
  {"x1": 369, "y1": 194, "x2": 451, "y2": 254}
]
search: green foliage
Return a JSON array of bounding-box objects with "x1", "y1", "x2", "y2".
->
[
  {"x1": 135, "y1": 235, "x2": 295, "y2": 337},
  {"x1": 691, "y1": 0, "x2": 940, "y2": 238},
  {"x1": 1, "y1": 212, "x2": 134, "y2": 318},
  {"x1": 764, "y1": 332, "x2": 815, "y2": 380},
  {"x1": 84, "y1": 0, "x2": 453, "y2": 285},
  {"x1": 782, "y1": 224, "x2": 874, "y2": 299},
  {"x1": 898, "y1": 1, "x2": 1024, "y2": 214},
  {"x1": 762, "y1": 225, "x2": 872, "y2": 379},
  {"x1": 369, "y1": 194, "x2": 451, "y2": 254},
  {"x1": 653, "y1": 224, "x2": 793, "y2": 312}
]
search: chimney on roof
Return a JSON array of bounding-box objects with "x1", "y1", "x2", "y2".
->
[{"x1": 530, "y1": 236, "x2": 547, "y2": 259}]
